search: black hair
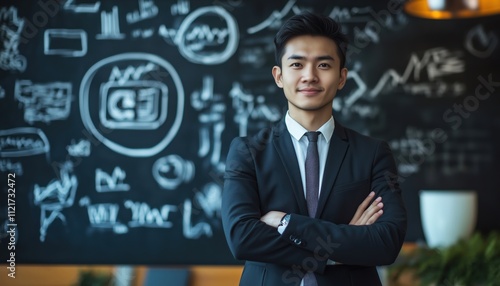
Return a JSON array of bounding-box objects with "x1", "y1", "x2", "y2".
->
[{"x1": 274, "y1": 11, "x2": 348, "y2": 69}]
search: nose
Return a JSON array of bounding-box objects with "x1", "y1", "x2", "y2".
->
[{"x1": 301, "y1": 65, "x2": 318, "y2": 82}]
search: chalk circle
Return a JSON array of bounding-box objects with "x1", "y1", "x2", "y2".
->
[
  {"x1": 175, "y1": 6, "x2": 239, "y2": 65},
  {"x1": 79, "y1": 53, "x2": 184, "y2": 157}
]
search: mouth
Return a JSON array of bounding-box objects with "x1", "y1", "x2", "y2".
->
[{"x1": 297, "y1": 87, "x2": 322, "y2": 96}]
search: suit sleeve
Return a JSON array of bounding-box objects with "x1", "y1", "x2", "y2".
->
[
  {"x1": 280, "y1": 140, "x2": 407, "y2": 266},
  {"x1": 222, "y1": 137, "x2": 328, "y2": 273}
]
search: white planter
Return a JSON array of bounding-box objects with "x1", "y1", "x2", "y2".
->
[{"x1": 419, "y1": 190, "x2": 477, "y2": 248}]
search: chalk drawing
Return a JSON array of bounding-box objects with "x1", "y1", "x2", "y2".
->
[
  {"x1": 329, "y1": 6, "x2": 407, "y2": 29},
  {"x1": 95, "y1": 166, "x2": 130, "y2": 192},
  {"x1": 131, "y1": 28, "x2": 155, "y2": 38},
  {"x1": 99, "y1": 80, "x2": 168, "y2": 130},
  {"x1": 171, "y1": 0, "x2": 190, "y2": 15},
  {"x1": 465, "y1": 25, "x2": 498, "y2": 58},
  {"x1": 183, "y1": 199, "x2": 212, "y2": 239},
  {"x1": 64, "y1": 0, "x2": 101, "y2": 13},
  {"x1": 124, "y1": 200, "x2": 177, "y2": 228},
  {"x1": 251, "y1": 95, "x2": 282, "y2": 122},
  {"x1": 127, "y1": 0, "x2": 158, "y2": 24},
  {"x1": 152, "y1": 155, "x2": 194, "y2": 190},
  {"x1": 370, "y1": 48, "x2": 465, "y2": 98},
  {"x1": 0, "y1": 159, "x2": 23, "y2": 176},
  {"x1": 229, "y1": 82, "x2": 254, "y2": 137},
  {"x1": 229, "y1": 82, "x2": 281, "y2": 136},
  {"x1": 191, "y1": 76, "x2": 226, "y2": 170},
  {"x1": 159, "y1": 6, "x2": 239, "y2": 65},
  {"x1": 247, "y1": 0, "x2": 299, "y2": 34},
  {"x1": 0, "y1": 6, "x2": 27, "y2": 72},
  {"x1": 329, "y1": 6, "x2": 373, "y2": 23},
  {"x1": 0, "y1": 127, "x2": 50, "y2": 158},
  {"x1": 44, "y1": 29, "x2": 87, "y2": 57},
  {"x1": 66, "y1": 139, "x2": 91, "y2": 157},
  {"x1": 79, "y1": 196, "x2": 128, "y2": 234},
  {"x1": 96, "y1": 6, "x2": 125, "y2": 40},
  {"x1": 34, "y1": 161, "x2": 77, "y2": 242},
  {"x1": 15, "y1": 80, "x2": 72, "y2": 124},
  {"x1": 80, "y1": 53, "x2": 184, "y2": 157},
  {"x1": 332, "y1": 70, "x2": 367, "y2": 113},
  {"x1": 195, "y1": 182, "x2": 221, "y2": 218}
]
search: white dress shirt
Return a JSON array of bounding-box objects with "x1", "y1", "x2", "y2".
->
[
  {"x1": 285, "y1": 111, "x2": 334, "y2": 199},
  {"x1": 279, "y1": 112, "x2": 337, "y2": 278}
]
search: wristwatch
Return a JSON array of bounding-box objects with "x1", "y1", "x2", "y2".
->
[{"x1": 279, "y1": 214, "x2": 290, "y2": 228}]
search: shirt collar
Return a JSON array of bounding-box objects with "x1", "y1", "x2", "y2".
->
[{"x1": 285, "y1": 111, "x2": 335, "y2": 143}]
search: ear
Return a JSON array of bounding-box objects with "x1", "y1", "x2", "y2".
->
[
  {"x1": 337, "y1": 68, "x2": 348, "y2": 90},
  {"x1": 272, "y1": 66, "x2": 283, "y2": 88}
]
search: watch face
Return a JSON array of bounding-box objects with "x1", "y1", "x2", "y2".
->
[{"x1": 281, "y1": 214, "x2": 290, "y2": 227}]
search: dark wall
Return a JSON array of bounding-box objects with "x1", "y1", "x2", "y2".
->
[{"x1": 1, "y1": 0, "x2": 499, "y2": 265}]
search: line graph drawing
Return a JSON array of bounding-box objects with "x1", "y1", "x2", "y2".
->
[
  {"x1": 95, "y1": 166, "x2": 130, "y2": 192},
  {"x1": 34, "y1": 161, "x2": 78, "y2": 242},
  {"x1": 159, "y1": 6, "x2": 239, "y2": 65},
  {"x1": 247, "y1": 0, "x2": 299, "y2": 34},
  {"x1": 332, "y1": 70, "x2": 367, "y2": 114},
  {"x1": 369, "y1": 47, "x2": 465, "y2": 98}
]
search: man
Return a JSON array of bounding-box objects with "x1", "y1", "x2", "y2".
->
[{"x1": 222, "y1": 12, "x2": 407, "y2": 286}]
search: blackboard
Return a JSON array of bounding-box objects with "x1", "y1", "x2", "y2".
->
[{"x1": 1, "y1": 0, "x2": 499, "y2": 265}]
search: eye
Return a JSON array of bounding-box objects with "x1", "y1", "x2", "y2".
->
[
  {"x1": 290, "y1": 63, "x2": 302, "y2": 68},
  {"x1": 318, "y1": 63, "x2": 331, "y2": 68}
]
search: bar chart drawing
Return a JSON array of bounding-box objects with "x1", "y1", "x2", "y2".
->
[{"x1": 97, "y1": 6, "x2": 125, "y2": 40}]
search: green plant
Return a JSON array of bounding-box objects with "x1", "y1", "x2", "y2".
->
[
  {"x1": 75, "y1": 270, "x2": 113, "y2": 286},
  {"x1": 389, "y1": 231, "x2": 500, "y2": 286}
]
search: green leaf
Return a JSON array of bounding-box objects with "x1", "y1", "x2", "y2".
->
[{"x1": 387, "y1": 231, "x2": 500, "y2": 286}]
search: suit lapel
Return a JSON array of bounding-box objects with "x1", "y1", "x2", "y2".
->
[
  {"x1": 316, "y1": 122, "x2": 349, "y2": 218},
  {"x1": 273, "y1": 120, "x2": 309, "y2": 215}
]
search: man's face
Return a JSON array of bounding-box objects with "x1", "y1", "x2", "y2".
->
[{"x1": 272, "y1": 35, "x2": 347, "y2": 116}]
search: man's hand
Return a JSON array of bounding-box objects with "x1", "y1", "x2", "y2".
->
[
  {"x1": 349, "y1": 191, "x2": 383, "y2": 225},
  {"x1": 260, "y1": 192, "x2": 383, "y2": 228},
  {"x1": 260, "y1": 211, "x2": 286, "y2": 228}
]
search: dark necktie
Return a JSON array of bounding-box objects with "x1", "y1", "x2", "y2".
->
[
  {"x1": 305, "y1": 131, "x2": 320, "y2": 218},
  {"x1": 304, "y1": 131, "x2": 320, "y2": 286}
]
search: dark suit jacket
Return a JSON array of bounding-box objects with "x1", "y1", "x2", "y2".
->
[{"x1": 222, "y1": 119, "x2": 407, "y2": 286}]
